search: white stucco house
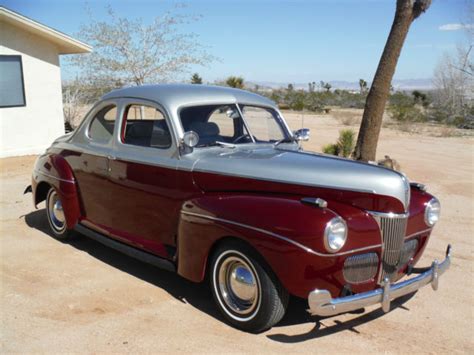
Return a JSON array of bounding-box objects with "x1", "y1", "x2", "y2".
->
[{"x1": 0, "y1": 7, "x2": 91, "y2": 158}]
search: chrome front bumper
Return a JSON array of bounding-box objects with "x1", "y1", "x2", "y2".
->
[{"x1": 308, "y1": 245, "x2": 452, "y2": 317}]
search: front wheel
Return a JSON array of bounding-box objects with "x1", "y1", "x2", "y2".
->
[
  {"x1": 210, "y1": 242, "x2": 289, "y2": 333},
  {"x1": 45, "y1": 187, "x2": 72, "y2": 240}
]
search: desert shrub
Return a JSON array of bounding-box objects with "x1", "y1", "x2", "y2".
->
[
  {"x1": 388, "y1": 91, "x2": 427, "y2": 122},
  {"x1": 322, "y1": 129, "x2": 356, "y2": 158},
  {"x1": 304, "y1": 92, "x2": 325, "y2": 112},
  {"x1": 262, "y1": 88, "x2": 366, "y2": 111},
  {"x1": 226, "y1": 76, "x2": 244, "y2": 89},
  {"x1": 322, "y1": 143, "x2": 339, "y2": 155},
  {"x1": 412, "y1": 90, "x2": 430, "y2": 108},
  {"x1": 337, "y1": 129, "x2": 356, "y2": 157},
  {"x1": 388, "y1": 104, "x2": 426, "y2": 122}
]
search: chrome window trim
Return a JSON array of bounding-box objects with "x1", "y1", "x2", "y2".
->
[
  {"x1": 181, "y1": 211, "x2": 382, "y2": 257},
  {"x1": 237, "y1": 104, "x2": 293, "y2": 143},
  {"x1": 235, "y1": 103, "x2": 256, "y2": 143},
  {"x1": 114, "y1": 98, "x2": 179, "y2": 156},
  {"x1": 115, "y1": 96, "x2": 182, "y2": 149}
]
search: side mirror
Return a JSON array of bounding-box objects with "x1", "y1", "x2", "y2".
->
[
  {"x1": 183, "y1": 131, "x2": 199, "y2": 148},
  {"x1": 294, "y1": 128, "x2": 310, "y2": 142}
]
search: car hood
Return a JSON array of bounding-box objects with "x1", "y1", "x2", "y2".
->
[{"x1": 189, "y1": 145, "x2": 410, "y2": 211}]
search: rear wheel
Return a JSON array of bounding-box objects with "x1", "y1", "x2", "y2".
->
[
  {"x1": 210, "y1": 242, "x2": 289, "y2": 333},
  {"x1": 45, "y1": 188, "x2": 72, "y2": 240}
]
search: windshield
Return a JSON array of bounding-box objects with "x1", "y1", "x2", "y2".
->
[{"x1": 179, "y1": 104, "x2": 290, "y2": 147}]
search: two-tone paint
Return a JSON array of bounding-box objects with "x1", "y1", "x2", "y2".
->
[{"x1": 31, "y1": 84, "x2": 437, "y2": 300}]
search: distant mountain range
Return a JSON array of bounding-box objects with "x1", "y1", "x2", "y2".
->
[{"x1": 247, "y1": 78, "x2": 434, "y2": 91}]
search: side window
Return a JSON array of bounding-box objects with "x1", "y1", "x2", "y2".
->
[
  {"x1": 88, "y1": 105, "x2": 117, "y2": 142},
  {"x1": 242, "y1": 106, "x2": 283, "y2": 142},
  {"x1": 122, "y1": 104, "x2": 171, "y2": 149},
  {"x1": 207, "y1": 106, "x2": 235, "y2": 139}
]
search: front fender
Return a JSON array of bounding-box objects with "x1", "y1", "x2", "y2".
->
[
  {"x1": 32, "y1": 153, "x2": 82, "y2": 229},
  {"x1": 177, "y1": 194, "x2": 382, "y2": 298}
]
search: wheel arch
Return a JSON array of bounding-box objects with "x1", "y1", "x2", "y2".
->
[
  {"x1": 32, "y1": 153, "x2": 83, "y2": 229},
  {"x1": 34, "y1": 181, "x2": 51, "y2": 206},
  {"x1": 205, "y1": 236, "x2": 276, "y2": 281}
]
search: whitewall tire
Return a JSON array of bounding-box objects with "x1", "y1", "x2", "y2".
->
[{"x1": 210, "y1": 241, "x2": 289, "y2": 333}]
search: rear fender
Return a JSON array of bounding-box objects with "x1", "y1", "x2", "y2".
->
[{"x1": 32, "y1": 153, "x2": 82, "y2": 229}]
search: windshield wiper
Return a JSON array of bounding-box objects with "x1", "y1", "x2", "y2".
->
[
  {"x1": 273, "y1": 137, "x2": 295, "y2": 148},
  {"x1": 202, "y1": 141, "x2": 236, "y2": 149}
]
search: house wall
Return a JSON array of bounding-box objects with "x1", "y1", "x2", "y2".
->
[{"x1": 0, "y1": 21, "x2": 65, "y2": 158}]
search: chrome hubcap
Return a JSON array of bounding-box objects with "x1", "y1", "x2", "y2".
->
[
  {"x1": 48, "y1": 190, "x2": 65, "y2": 232},
  {"x1": 218, "y1": 255, "x2": 259, "y2": 316}
]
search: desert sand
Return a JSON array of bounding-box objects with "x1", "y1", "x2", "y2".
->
[{"x1": 1, "y1": 111, "x2": 473, "y2": 353}]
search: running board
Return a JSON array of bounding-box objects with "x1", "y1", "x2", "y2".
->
[{"x1": 75, "y1": 224, "x2": 176, "y2": 272}]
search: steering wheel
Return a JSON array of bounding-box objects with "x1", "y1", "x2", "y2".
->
[{"x1": 233, "y1": 133, "x2": 253, "y2": 144}]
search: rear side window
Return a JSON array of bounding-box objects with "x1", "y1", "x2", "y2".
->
[
  {"x1": 122, "y1": 104, "x2": 171, "y2": 149},
  {"x1": 88, "y1": 105, "x2": 117, "y2": 142}
]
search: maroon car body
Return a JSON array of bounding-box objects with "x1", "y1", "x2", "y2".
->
[{"x1": 28, "y1": 84, "x2": 450, "y2": 332}]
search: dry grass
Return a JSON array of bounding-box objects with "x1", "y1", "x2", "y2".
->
[{"x1": 331, "y1": 109, "x2": 361, "y2": 126}]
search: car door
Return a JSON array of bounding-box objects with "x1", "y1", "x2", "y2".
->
[
  {"x1": 71, "y1": 100, "x2": 119, "y2": 232},
  {"x1": 104, "y1": 99, "x2": 183, "y2": 259}
]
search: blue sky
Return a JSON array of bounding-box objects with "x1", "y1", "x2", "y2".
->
[{"x1": 1, "y1": 0, "x2": 470, "y2": 83}]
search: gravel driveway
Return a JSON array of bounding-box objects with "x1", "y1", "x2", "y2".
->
[{"x1": 1, "y1": 115, "x2": 472, "y2": 353}]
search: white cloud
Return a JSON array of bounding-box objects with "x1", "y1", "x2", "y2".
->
[{"x1": 439, "y1": 23, "x2": 474, "y2": 31}]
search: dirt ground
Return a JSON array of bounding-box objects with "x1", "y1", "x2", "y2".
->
[{"x1": 1, "y1": 112, "x2": 473, "y2": 353}]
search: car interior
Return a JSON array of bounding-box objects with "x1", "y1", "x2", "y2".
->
[
  {"x1": 180, "y1": 104, "x2": 247, "y2": 146},
  {"x1": 122, "y1": 105, "x2": 172, "y2": 149}
]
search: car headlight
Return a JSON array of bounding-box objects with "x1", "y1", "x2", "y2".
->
[
  {"x1": 425, "y1": 198, "x2": 441, "y2": 226},
  {"x1": 324, "y1": 217, "x2": 347, "y2": 252}
]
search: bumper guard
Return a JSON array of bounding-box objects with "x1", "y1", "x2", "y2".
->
[{"x1": 308, "y1": 245, "x2": 451, "y2": 316}]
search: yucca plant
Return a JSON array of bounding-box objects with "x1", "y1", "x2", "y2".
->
[
  {"x1": 337, "y1": 129, "x2": 355, "y2": 157},
  {"x1": 322, "y1": 129, "x2": 355, "y2": 158}
]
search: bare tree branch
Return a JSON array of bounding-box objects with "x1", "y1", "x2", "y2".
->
[{"x1": 68, "y1": 4, "x2": 217, "y2": 87}]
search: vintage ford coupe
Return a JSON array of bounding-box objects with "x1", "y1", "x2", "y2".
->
[{"x1": 27, "y1": 84, "x2": 451, "y2": 332}]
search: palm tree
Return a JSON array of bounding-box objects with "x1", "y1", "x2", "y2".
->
[{"x1": 353, "y1": 0, "x2": 432, "y2": 162}]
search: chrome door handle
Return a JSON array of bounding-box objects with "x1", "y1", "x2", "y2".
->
[{"x1": 107, "y1": 155, "x2": 116, "y2": 160}]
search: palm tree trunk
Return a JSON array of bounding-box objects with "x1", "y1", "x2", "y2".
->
[{"x1": 353, "y1": 0, "x2": 431, "y2": 162}]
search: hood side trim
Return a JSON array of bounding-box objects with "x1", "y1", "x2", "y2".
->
[{"x1": 181, "y1": 211, "x2": 382, "y2": 257}]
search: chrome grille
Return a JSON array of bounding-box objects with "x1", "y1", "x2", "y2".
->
[
  {"x1": 372, "y1": 213, "x2": 408, "y2": 283},
  {"x1": 398, "y1": 239, "x2": 419, "y2": 269},
  {"x1": 343, "y1": 252, "x2": 379, "y2": 284}
]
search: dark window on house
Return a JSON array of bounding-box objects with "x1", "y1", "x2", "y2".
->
[{"x1": 0, "y1": 55, "x2": 26, "y2": 108}]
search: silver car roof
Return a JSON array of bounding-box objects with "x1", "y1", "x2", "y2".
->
[{"x1": 101, "y1": 84, "x2": 276, "y2": 110}]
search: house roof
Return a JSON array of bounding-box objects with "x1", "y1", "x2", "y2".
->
[{"x1": 0, "y1": 6, "x2": 91, "y2": 54}]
